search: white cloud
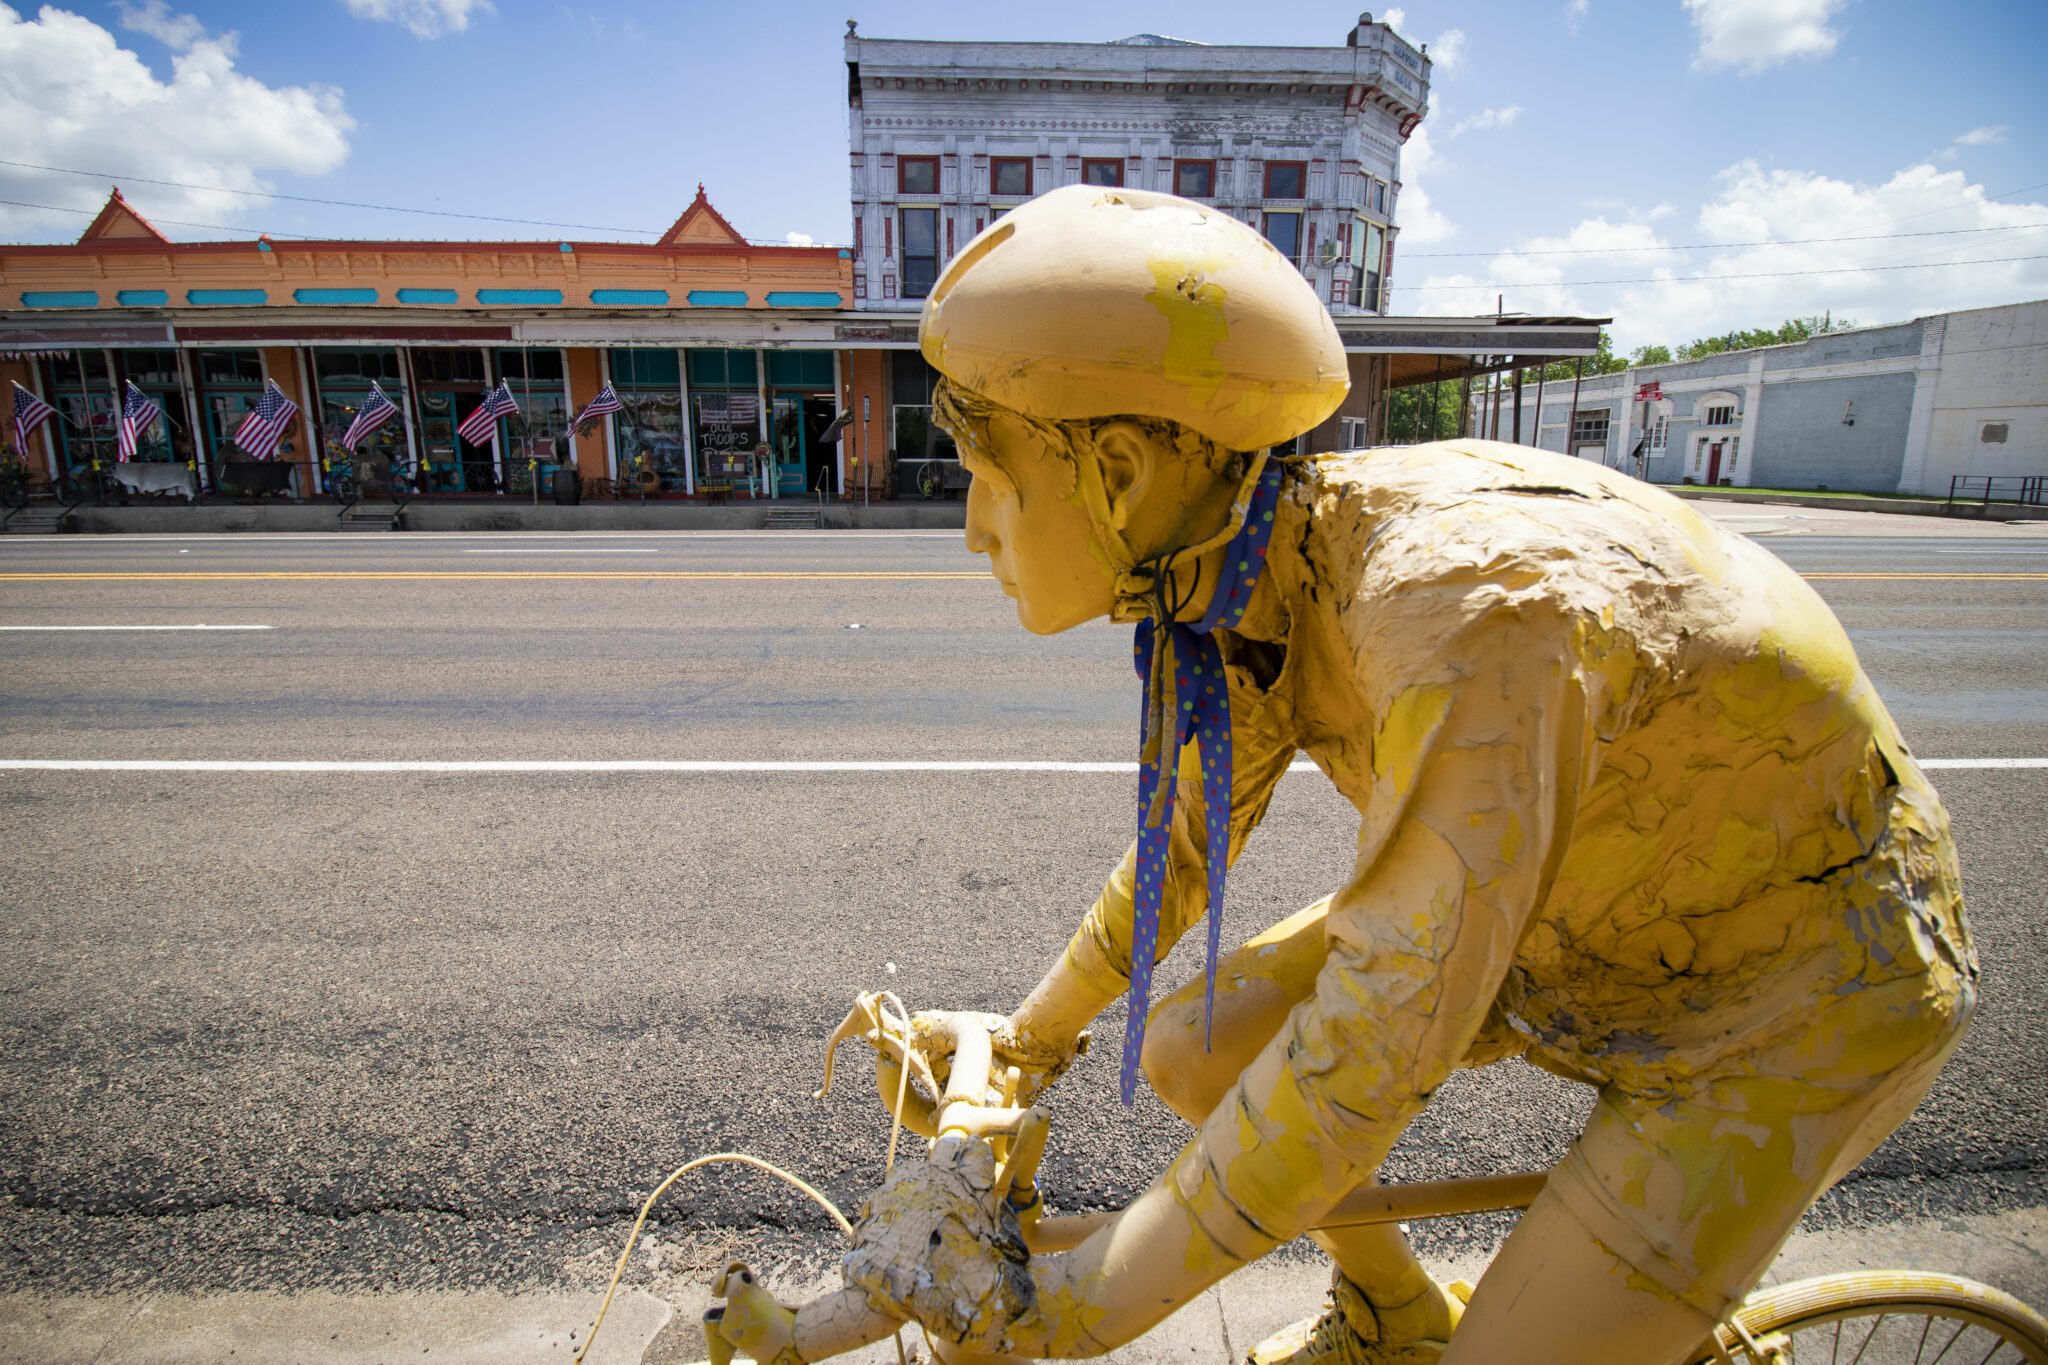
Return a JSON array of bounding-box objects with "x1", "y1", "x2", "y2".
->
[
  {"x1": 1684, "y1": 0, "x2": 1845, "y2": 73},
  {"x1": 1954, "y1": 125, "x2": 2009, "y2": 147},
  {"x1": 784, "y1": 231, "x2": 815, "y2": 246},
  {"x1": 1566, "y1": 0, "x2": 1589, "y2": 30},
  {"x1": 0, "y1": 5, "x2": 353, "y2": 240},
  {"x1": 1428, "y1": 27, "x2": 1466, "y2": 71},
  {"x1": 1382, "y1": 7, "x2": 1407, "y2": 33},
  {"x1": 341, "y1": 0, "x2": 493, "y2": 39},
  {"x1": 1394, "y1": 124, "x2": 1455, "y2": 245},
  {"x1": 116, "y1": 0, "x2": 202, "y2": 49},
  {"x1": 1450, "y1": 105, "x2": 1522, "y2": 136},
  {"x1": 1403, "y1": 161, "x2": 2048, "y2": 351}
]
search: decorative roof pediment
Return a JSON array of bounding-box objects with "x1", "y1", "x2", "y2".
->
[
  {"x1": 658, "y1": 185, "x2": 747, "y2": 247},
  {"x1": 79, "y1": 188, "x2": 170, "y2": 244}
]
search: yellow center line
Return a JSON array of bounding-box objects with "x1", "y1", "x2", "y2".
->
[{"x1": 0, "y1": 571, "x2": 988, "y2": 582}]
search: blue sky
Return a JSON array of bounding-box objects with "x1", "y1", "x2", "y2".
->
[{"x1": 2, "y1": 0, "x2": 2043, "y2": 350}]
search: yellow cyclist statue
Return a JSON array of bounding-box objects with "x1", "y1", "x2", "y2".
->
[{"x1": 851, "y1": 185, "x2": 1979, "y2": 1365}]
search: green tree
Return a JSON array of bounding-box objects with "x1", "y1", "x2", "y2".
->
[
  {"x1": 1673, "y1": 313, "x2": 1853, "y2": 361},
  {"x1": 1383, "y1": 377, "x2": 1468, "y2": 443},
  {"x1": 1631, "y1": 343, "x2": 1674, "y2": 367},
  {"x1": 1535, "y1": 329, "x2": 1630, "y2": 383}
]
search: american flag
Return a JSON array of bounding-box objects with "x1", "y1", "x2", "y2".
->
[
  {"x1": 340, "y1": 382, "x2": 399, "y2": 453},
  {"x1": 456, "y1": 382, "x2": 520, "y2": 448},
  {"x1": 116, "y1": 381, "x2": 162, "y2": 462},
  {"x1": 569, "y1": 381, "x2": 623, "y2": 433},
  {"x1": 10, "y1": 381, "x2": 55, "y2": 455},
  {"x1": 230, "y1": 380, "x2": 299, "y2": 461},
  {"x1": 697, "y1": 393, "x2": 759, "y2": 424}
]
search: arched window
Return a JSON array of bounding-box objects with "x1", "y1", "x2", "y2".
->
[{"x1": 1694, "y1": 391, "x2": 1740, "y2": 427}]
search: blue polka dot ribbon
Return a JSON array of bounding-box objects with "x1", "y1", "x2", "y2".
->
[{"x1": 1119, "y1": 458, "x2": 1286, "y2": 1105}]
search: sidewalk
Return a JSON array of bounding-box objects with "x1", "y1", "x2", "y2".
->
[
  {"x1": 28, "y1": 499, "x2": 970, "y2": 536},
  {"x1": 5, "y1": 1208, "x2": 2040, "y2": 1365}
]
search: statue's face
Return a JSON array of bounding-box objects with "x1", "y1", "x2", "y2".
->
[{"x1": 958, "y1": 409, "x2": 1114, "y2": 635}]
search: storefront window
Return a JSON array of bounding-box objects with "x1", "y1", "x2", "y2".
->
[
  {"x1": 108, "y1": 349, "x2": 181, "y2": 463},
  {"x1": 314, "y1": 348, "x2": 407, "y2": 491},
  {"x1": 192, "y1": 349, "x2": 269, "y2": 470},
  {"x1": 492, "y1": 349, "x2": 568, "y2": 493},
  {"x1": 691, "y1": 391, "x2": 761, "y2": 491},
  {"x1": 890, "y1": 352, "x2": 957, "y2": 497},
  {"x1": 688, "y1": 350, "x2": 762, "y2": 493},
  {"x1": 608, "y1": 349, "x2": 686, "y2": 492},
  {"x1": 37, "y1": 352, "x2": 116, "y2": 475}
]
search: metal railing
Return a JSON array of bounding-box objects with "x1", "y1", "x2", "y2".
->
[{"x1": 1947, "y1": 475, "x2": 2046, "y2": 507}]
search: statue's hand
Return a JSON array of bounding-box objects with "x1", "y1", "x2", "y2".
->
[
  {"x1": 910, "y1": 1009, "x2": 1088, "y2": 1107},
  {"x1": 844, "y1": 1134, "x2": 1034, "y2": 1351}
]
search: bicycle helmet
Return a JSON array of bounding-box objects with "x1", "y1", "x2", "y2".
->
[{"x1": 919, "y1": 185, "x2": 1349, "y2": 452}]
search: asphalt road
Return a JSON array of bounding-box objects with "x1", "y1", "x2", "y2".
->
[{"x1": 1, "y1": 506, "x2": 2044, "y2": 1298}]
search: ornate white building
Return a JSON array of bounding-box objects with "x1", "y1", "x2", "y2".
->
[{"x1": 843, "y1": 15, "x2": 1431, "y2": 314}]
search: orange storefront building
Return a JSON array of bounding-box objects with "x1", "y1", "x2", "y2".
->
[{"x1": 0, "y1": 187, "x2": 902, "y2": 502}]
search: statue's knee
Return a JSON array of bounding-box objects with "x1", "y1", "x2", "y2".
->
[{"x1": 1141, "y1": 996, "x2": 1220, "y2": 1124}]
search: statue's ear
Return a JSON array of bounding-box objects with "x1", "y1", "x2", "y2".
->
[{"x1": 1092, "y1": 421, "x2": 1155, "y2": 532}]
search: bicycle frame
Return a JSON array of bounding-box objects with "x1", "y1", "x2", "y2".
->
[{"x1": 703, "y1": 1000, "x2": 2048, "y2": 1365}]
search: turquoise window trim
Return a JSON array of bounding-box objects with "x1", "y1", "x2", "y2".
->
[
  {"x1": 187, "y1": 289, "x2": 268, "y2": 306},
  {"x1": 765, "y1": 291, "x2": 842, "y2": 308},
  {"x1": 476, "y1": 288, "x2": 564, "y2": 305},
  {"x1": 686, "y1": 348, "x2": 758, "y2": 387},
  {"x1": 766, "y1": 351, "x2": 834, "y2": 389},
  {"x1": 116, "y1": 290, "x2": 169, "y2": 307},
  {"x1": 686, "y1": 290, "x2": 750, "y2": 307},
  {"x1": 609, "y1": 347, "x2": 682, "y2": 388},
  {"x1": 21, "y1": 291, "x2": 99, "y2": 308},
  {"x1": 396, "y1": 288, "x2": 460, "y2": 304},
  {"x1": 293, "y1": 287, "x2": 378, "y2": 305},
  {"x1": 590, "y1": 289, "x2": 670, "y2": 306}
]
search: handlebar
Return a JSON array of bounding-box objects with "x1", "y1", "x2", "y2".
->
[
  {"x1": 707, "y1": 996, "x2": 1056, "y2": 1364},
  {"x1": 703, "y1": 992, "x2": 1552, "y2": 1363}
]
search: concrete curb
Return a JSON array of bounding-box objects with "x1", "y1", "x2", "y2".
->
[
  {"x1": 4, "y1": 1208, "x2": 2039, "y2": 1365},
  {"x1": 1664, "y1": 487, "x2": 2045, "y2": 522}
]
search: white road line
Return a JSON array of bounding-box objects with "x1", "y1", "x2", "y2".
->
[
  {"x1": 458, "y1": 549, "x2": 661, "y2": 554},
  {"x1": 0, "y1": 758, "x2": 2041, "y2": 774},
  {"x1": 0, "y1": 625, "x2": 273, "y2": 632}
]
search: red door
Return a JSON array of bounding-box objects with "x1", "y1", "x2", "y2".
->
[{"x1": 1706, "y1": 441, "x2": 1724, "y2": 485}]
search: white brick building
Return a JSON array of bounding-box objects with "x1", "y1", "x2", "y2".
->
[
  {"x1": 843, "y1": 15, "x2": 1430, "y2": 313},
  {"x1": 1464, "y1": 299, "x2": 2048, "y2": 500}
]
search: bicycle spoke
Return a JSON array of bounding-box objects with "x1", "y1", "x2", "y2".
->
[
  {"x1": 1912, "y1": 1314, "x2": 1935, "y2": 1365},
  {"x1": 1846, "y1": 1315, "x2": 1890, "y2": 1365},
  {"x1": 1925, "y1": 1320, "x2": 1972, "y2": 1365},
  {"x1": 1971, "y1": 1332, "x2": 2010, "y2": 1365},
  {"x1": 1835, "y1": 1317, "x2": 1845, "y2": 1365}
]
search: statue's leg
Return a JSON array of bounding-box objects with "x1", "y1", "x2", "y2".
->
[
  {"x1": 1141, "y1": 898, "x2": 1455, "y2": 1347},
  {"x1": 1449, "y1": 983, "x2": 1968, "y2": 1365}
]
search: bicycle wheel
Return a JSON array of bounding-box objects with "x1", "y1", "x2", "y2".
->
[
  {"x1": 917, "y1": 460, "x2": 946, "y2": 499},
  {"x1": 1701, "y1": 1272, "x2": 2048, "y2": 1364}
]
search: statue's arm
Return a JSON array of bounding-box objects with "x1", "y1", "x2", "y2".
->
[
  {"x1": 1004, "y1": 666, "x2": 1300, "y2": 1066},
  {"x1": 1004, "y1": 589, "x2": 1601, "y2": 1355}
]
